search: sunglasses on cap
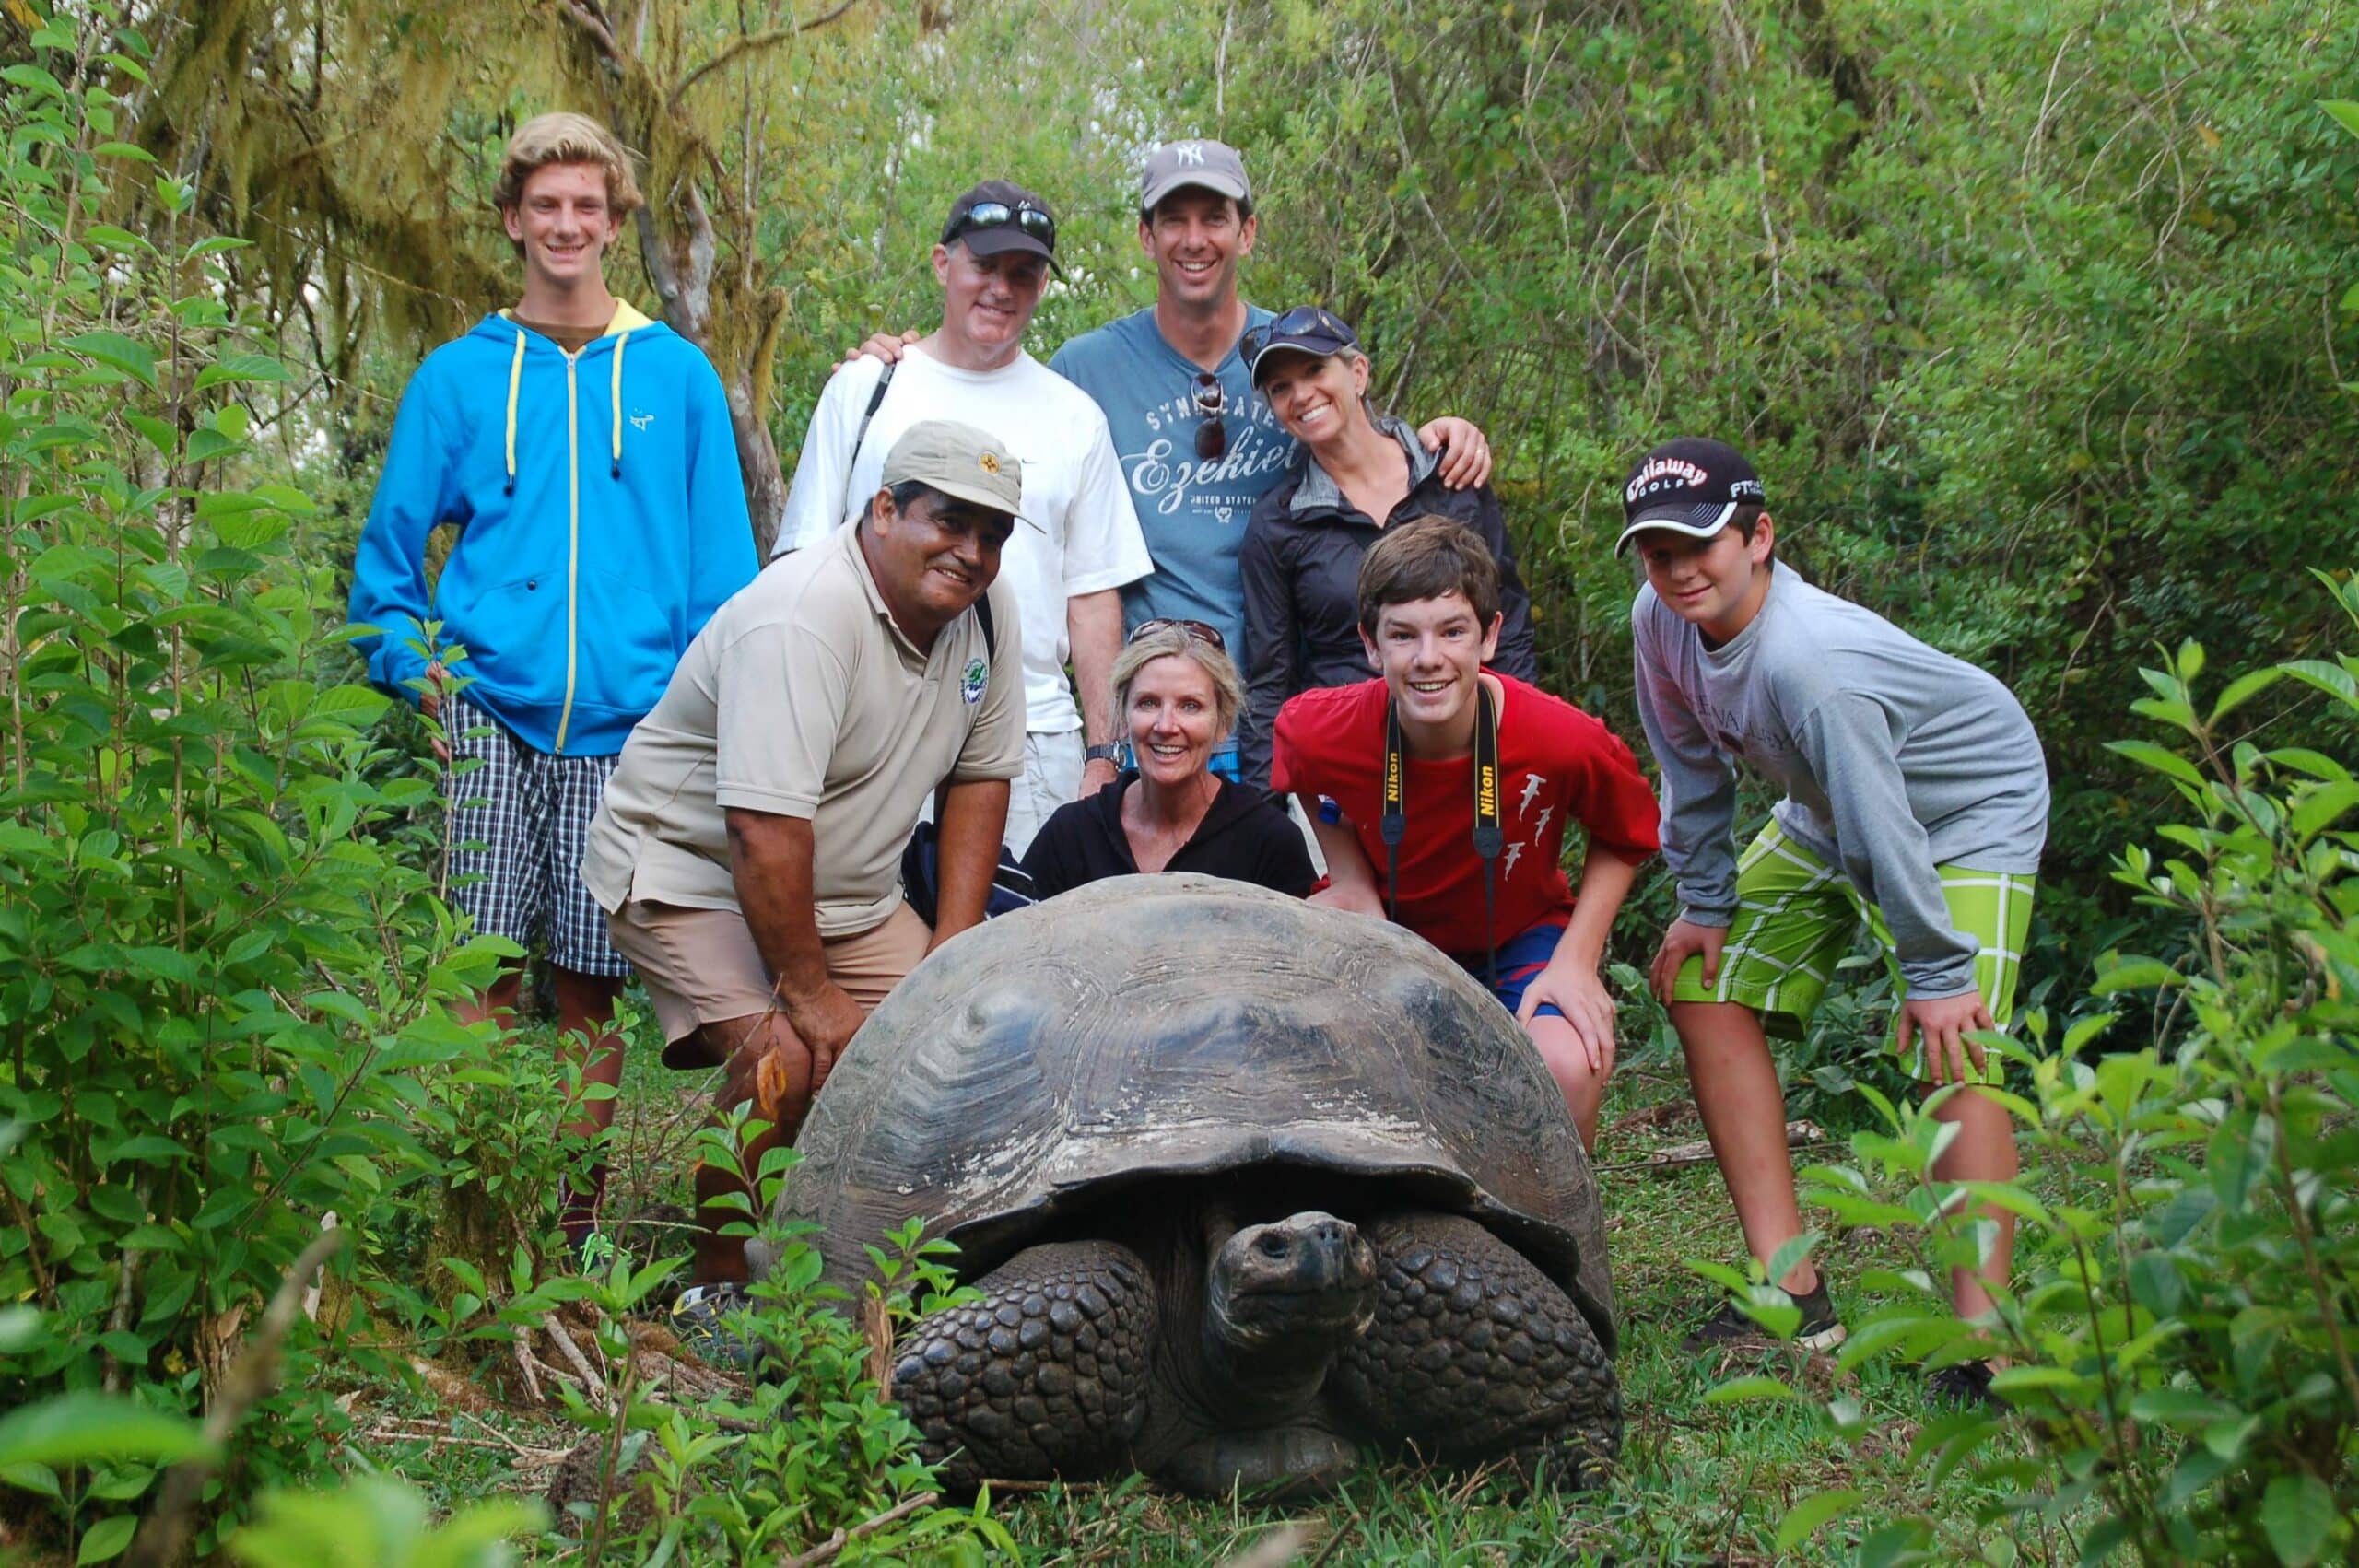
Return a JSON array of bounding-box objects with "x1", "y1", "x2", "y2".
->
[
  {"x1": 1238, "y1": 305, "x2": 1356, "y2": 366},
  {"x1": 1129, "y1": 616, "x2": 1227, "y2": 651},
  {"x1": 949, "y1": 200, "x2": 1056, "y2": 248}
]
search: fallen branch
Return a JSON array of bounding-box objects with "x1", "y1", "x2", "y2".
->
[
  {"x1": 977, "y1": 1476, "x2": 1084, "y2": 1494},
  {"x1": 1601, "y1": 1121, "x2": 1824, "y2": 1174},
  {"x1": 511, "y1": 1332, "x2": 546, "y2": 1404},
  {"x1": 778, "y1": 1490, "x2": 939, "y2": 1567},
  {"x1": 542, "y1": 1312, "x2": 613, "y2": 1410},
  {"x1": 126, "y1": 1226, "x2": 346, "y2": 1568}
]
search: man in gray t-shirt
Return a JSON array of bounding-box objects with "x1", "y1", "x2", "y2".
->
[{"x1": 1621, "y1": 439, "x2": 2048, "y2": 1411}]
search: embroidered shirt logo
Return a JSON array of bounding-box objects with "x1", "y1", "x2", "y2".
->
[
  {"x1": 961, "y1": 657, "x2": 988, "y2": 706},
  {"x1": 629, "y1": 411, "x2": 655, "y2": 431}
]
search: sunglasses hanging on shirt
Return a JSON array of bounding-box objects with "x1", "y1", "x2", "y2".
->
[
  {"x1": 1191, "y1": 372, "x2": 1228, "y2": 461},
  {"x1": 1381, "y1": 681, "x2": 1505, "y2": 989}
]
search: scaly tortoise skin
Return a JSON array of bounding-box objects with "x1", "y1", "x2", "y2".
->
[{"x1": 765, "y1": 874, "x2": 1622, "y2": 1496}]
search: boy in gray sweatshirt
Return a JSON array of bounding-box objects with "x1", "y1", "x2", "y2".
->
[{"x1": 1621, "y1": 439, "x2": 2048, "y2": 1409}]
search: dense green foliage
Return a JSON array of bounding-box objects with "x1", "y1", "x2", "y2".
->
[{"x1": 0, "y1": 18, "x2": 542, "y2": 1559}]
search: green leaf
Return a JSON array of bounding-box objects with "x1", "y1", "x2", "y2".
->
[
  {"x1": 0, "y1": 1394, "x2": 210, "y2": 1470},
  {"x1": 2262, "y1": 1473, "x2": 2336, "y2": 1566},
  {"x1": 2092, "y1": 957, "x2": 2182, "y2": 995},
  {"x1": 0, "y1": 1462, "x2": 62, "y2": 1499},
  {"x1": 2323, "y1": 99, "x2": 2359, "y2": 141},
  {"x1": 2209, "y1": 666, "x2": 2284, "y2": 722},
  {"x1": 75, "y1": 1514, "x2": 136, "y2": 1564},
  {"x1": 2104, "y1": 739, "x2": 2205, "y2": 789},
  {"x1": 2289, "y1": 781, "x2": 2359, "y2": 843},
  {"x1": 192, "y1": 353, "x2": 290, "y2": 391},
  {"x1": 61, "y1": 332, "x2": 158, "y2": 389},
  {"x1": 1776, "y1": 1488, "x2": 1863, "y2": 1551},
  {"x1": 1702, "y1": 1375, "x2": 1795, "y2": 1404}
]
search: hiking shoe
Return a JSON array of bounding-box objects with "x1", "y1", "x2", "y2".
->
[
  {"x1": 1928, "y1": 1359, "x2": 2004, "y2": 1411},
  {"x1": 669, "y1": 1281, "x2": 757, "y2": 1369},
  {"x1": 1682, "y1": 1279, "x2": 1848, "y2": 1353}
]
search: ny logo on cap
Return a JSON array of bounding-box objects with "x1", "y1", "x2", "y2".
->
[{"x1": 1177, "y1": 143, "x2": 1205, "y2": 166}]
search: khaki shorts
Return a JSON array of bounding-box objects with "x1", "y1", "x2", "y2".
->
[{"x1": 607, "y1": 898, "x2": 933, "y2": 1067}]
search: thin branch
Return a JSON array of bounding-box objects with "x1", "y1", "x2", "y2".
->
[
  {"x1": 126, "y1": 1227, "x2": 346, "y2": 1568},
  {"x1": 778, "y1": 1490, "x2": 940, "y2": 1567},
  {"x1": 671, "y1": 0, "x2": 866, "y2": 109}
]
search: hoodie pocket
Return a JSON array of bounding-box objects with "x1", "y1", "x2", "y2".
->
[
  {"x1": 445, "y1": 570, "x2": 569, "y2": 708},
  {"x1": 569, "y1": 568, "x2": 683, "y2": 719}
]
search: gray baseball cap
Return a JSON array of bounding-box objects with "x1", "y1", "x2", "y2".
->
[
  {"x1": 882, "y1": 419, "x2": 1024, "y2": 521},
  {"x1": 1139, "y1": 139, "x2": 1252, "y2": 216}
]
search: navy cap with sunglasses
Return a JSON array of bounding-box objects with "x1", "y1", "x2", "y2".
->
[
  {"x1": 941, "y1": 180, "x2": 1062, "y2": 276},
  {"x1": 1243, "y1": 306, "x2": 1362, "y2": 389}
]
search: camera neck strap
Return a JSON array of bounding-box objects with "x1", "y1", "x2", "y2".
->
[{"x1": 1381, "y1": 678, "x2": 1505, "y2": 989}]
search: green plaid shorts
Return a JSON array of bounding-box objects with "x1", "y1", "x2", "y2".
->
[{"x1": 1670, "y1": 823, "x2": 2036, "y2": 1084}]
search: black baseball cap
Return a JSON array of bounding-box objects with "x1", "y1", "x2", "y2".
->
[
  {"x1": 1244, "y1": 306, "x2": 1361, "y2": 388},
  {"x1": 1615, "y1": 438, "x2": 1766, "y2": 554},
  {"x1": 940, "y1": 180, "x2": 1062, "y2": 275}
]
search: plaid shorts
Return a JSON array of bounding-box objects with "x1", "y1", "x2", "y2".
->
[
  {"x1": 444, "y1": 693, "x2": 630, "y2": 978},
  {"x1": 1670, "y1": 822, "x2": 2036, "y2": 1085}
]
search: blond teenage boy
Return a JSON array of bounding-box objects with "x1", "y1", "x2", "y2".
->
[{"x1": 349, "y1": 113, "x2": 756, "y2": 1253}]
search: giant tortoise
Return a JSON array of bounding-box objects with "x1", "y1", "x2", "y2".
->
[{"x1": 769, "y1": 874, "x2": 1622, "y2": 1496}]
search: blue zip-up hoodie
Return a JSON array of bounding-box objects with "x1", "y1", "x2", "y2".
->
[{"x1": 348, "y1": 303, "x2": 757, "y2": 756}]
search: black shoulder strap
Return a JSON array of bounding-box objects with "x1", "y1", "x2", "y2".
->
[
  {"x1": 839, "y1": 358, "x2": 899, "y2": 524},
  {"x1": 975, "y1": 590, "x2": 995, "y2": 662}
]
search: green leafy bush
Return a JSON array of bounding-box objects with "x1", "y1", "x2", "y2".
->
[
  {"x1": 0, "y1": 18, "x2": 520, "y2": 1557},
  {"x1": 1762, "y1": 573, "x2": 2359, "y2": 1564},
  {"x1": 521, "y1": 1117, "x2": 1011, "y2": 1563}
]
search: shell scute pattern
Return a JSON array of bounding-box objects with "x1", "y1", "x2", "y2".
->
[{"x1": 772, "y1": 874, "x2": 1614, "y2": 1346}]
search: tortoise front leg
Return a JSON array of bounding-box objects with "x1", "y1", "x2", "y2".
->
[
  {"x1": 1330, "y1": 1213, "x2": 1621, "y2": 1489},
  {"x1": 892, "y1": 1239, "x2": 1156, "y2": 1492}
]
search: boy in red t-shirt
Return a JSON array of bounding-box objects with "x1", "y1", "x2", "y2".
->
[{"x1": 1273, "y1": 517, "x2": 1660, "y2": 1146}]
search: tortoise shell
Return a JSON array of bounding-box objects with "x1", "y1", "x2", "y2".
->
[{"x1": 772, "y1": 874, "x2": 1615, "y2": 1347}]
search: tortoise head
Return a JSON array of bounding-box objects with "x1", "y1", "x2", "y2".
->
[{"x1": 1204, "y1": 1211, "x2": 1378, "y2": 1362}]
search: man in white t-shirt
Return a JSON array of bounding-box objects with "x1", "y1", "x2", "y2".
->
[{"x1": 775, "y1": 180, "x2": 1152, "y2": 853}]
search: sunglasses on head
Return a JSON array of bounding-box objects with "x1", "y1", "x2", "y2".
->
[
  {"x1": 1238, "y1": 305, "x2": 1351, "y2": 366},
  {"x1": 1130, "y1": 616, "x2": 1227, "y2": 652},
  {"x1": 950, "y1": 200, "x2": 1056, "y2": 248},
  {"x1": 1191, "y1": 372, "x2": 1227, "y2": 461}
]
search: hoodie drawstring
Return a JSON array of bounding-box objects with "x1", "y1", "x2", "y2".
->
[
  {"x1": 504, "y1": 322, "x2": 636, "y2": 493},
  {"x1": 610, "y1": 329, "x2": 631, "y2": 480},
  {"x1": 502, "y1": 329, "x2": 526, "y2": 496}
]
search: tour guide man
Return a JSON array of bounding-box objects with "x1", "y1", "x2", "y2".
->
[{"x1": 581, "y1": 418, "x2": 1026, "y2": 1340}]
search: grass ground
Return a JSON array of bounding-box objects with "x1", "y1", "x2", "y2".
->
[{"x1": 347, "y1": 989, "x2": 2083, "y2": 1565}]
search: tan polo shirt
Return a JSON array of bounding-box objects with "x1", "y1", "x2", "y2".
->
[{"x1": 581, "y1": 522, "x2": 1025, "y2": 938}]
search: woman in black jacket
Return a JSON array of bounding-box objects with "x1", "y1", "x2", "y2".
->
[
  {"x1": 1234, "y1": 307, "x2": 1536, "y2": 790},
  {"x1": 1021, "y1": 621, "x2": 1316, "y2": 900}
]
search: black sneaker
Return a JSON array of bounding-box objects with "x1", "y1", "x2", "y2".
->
[
  {"x1": 1928, "y1": 1359, "x2": 2003, "y2": 1411},
  {"x1": 1683, "y1": 1280, "x2": 1848, "y2": 1353},
  {"x1": 669, "y1": 1281, "x2": 757, "y2": 1369}
]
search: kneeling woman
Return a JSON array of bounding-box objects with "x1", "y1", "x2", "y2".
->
[{"x1": 1023, "y1": 622, "x2": 1317, "y2": 899}]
